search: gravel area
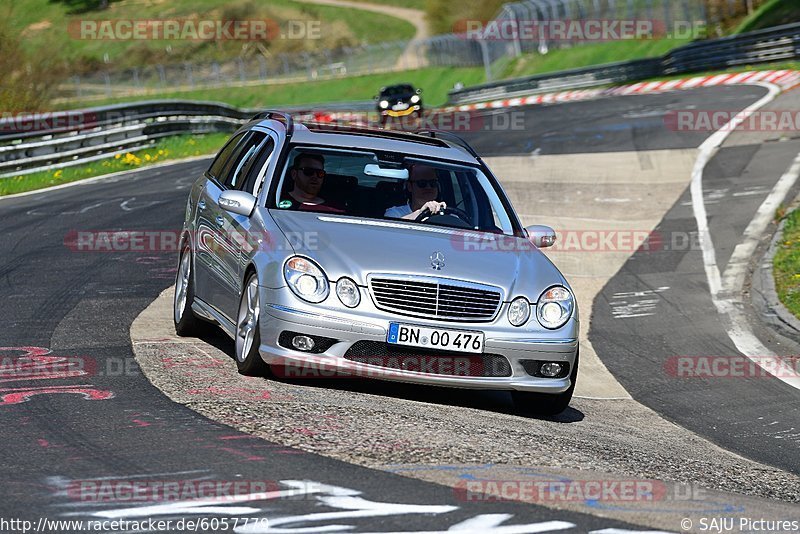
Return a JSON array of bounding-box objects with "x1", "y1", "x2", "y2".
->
[{"x1": 133, "y1": 323, "x2": 800, "y2": 506}]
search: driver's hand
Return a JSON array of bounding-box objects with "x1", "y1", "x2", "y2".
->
[{"x1": 421, "y1": 201, "x2": 446, "y2": 215}]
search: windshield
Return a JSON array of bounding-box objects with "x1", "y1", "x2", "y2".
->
[
  {"x1": 382, "y1": 85, "x2": 414, "y2": 96},
  {"x1": 272, "y1": 146, "x2": 517, "y2": 236}
]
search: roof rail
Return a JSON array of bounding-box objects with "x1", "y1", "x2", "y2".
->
[
  {"x1": 303, "y1": 122, "x2": 449, "y2": 148},
  {"x1": 416, "y1": 130, "x2": 480, "y2": 159},
  {"x1": 251, "y1": 110, "x2": 294, "y2": 137}
]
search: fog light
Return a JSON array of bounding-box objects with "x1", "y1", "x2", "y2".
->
[
  {"x1": 292, "y1": 335, "x2": 316, "y2": 352},
  {"x1": 540, "y1": 362, "x2": 563, "y2": 378}
]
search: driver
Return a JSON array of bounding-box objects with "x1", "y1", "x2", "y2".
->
[{"x1": 384, "y1": 163, "x2": 446, "y2": 220}]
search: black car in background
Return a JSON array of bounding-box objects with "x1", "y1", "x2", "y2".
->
[{"x1": 375, "y1": 84, "x2": 423, "y2": 125}]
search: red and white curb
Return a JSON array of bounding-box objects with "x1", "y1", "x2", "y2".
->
[
  {"x1": 439, "y1": 70, "x2": 800, "y2": 113},
  {"x1": 299, "y1": 70, "x2": 800, "y2": 124}
]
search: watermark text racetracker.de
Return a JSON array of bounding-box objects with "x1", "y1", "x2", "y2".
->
[
  {"x1": 69, "y1": 18, "x2": 321, "y2": 41},
  {"x1": 66, "y1": 479, "x2": 321, "y2": 502},
  {"x1": 0, "y1": 352, "x2": 139, "y2": 378},
  {"x1": 454, "y1": 478, "x2": 706, "y2": 504},
  {"x1": 664, "y1": 355, "x2": 800, "y2": 379},
  {"x1": 311, "y1": 110, "x2": 527, "y2": 132},
  {"x1": 666, "y1": 110, "x2": 800, "y2": 132},
  {"x1": 451, "y1": 230, "x2": 701, "y2": 253},
  {"x1": 63, "y1": 229, "x2": 320, "y2": 254},
  {"x1": 0, "y1": 112, "x2": 98, "y2": 133},
  {"x1": 454, "y1": 18, "x2": 707, "y2": 41},
  {"x1": 0, "y1": 517, "x2": 269, "y2": 533}
]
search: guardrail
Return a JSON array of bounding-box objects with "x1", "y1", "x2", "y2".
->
[
  {"x1": 0, "y1": 100, "x2": 370, "y2": 178},
  {"x1": 0, "y1": 101, "x2": 253, "y2": 178},
  {"x1": 449, "y1": 22, "x2": 800, "y2": 105}
]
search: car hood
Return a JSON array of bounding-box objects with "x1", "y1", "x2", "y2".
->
[{"x1": 270, "y1": 211, "x2": 569, "y2": 302}]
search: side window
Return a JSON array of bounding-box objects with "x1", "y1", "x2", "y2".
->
[
  {"x1": 207, "y1": 132, "x2": 245, "y2": 181},
  {"x1": 239, "y1": 138, "x2": 275, "y2": 195},
  {"x1": 219, "y1": 131, "x2": 268, "y2": 190}
]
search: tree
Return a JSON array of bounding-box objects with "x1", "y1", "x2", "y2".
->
[{"x1": 49, "y1": 0, "x2": 112, "y2": 15}]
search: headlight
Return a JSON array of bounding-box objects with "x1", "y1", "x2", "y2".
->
[
  {"x1": 284, "y1": 256, "x2": 329, "y2": 303},
  {"x1": 410, "y1": 95, "x2": 420, "y2": 104},
  {"x1": 536, "y1": 286, "x2": 574, "y2": 329},
  {"x1": 507, "y1": 297, "x2": 531, "y2": 327},
  {"x1": 379, "y1": 100, "x2": 389, "y2": 109},
  {"x1": 335, "y1": 277, "x2": 360, "y2": 308}
]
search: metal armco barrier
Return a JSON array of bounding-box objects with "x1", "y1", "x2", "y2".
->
[
  {"x1": 0, "y1": 101, "x2": 253, "y2": 178},
  {"x1": 449, "y1": 22, "x2": 800, "y2": 105},
  {"x1": 0, "y1": 100, "x2": 368, "y2": 178}
]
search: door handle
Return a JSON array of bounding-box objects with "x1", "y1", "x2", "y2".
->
[
  {"x1": 215, "y1": 216, "x2": 225, "y2": 227},
  {"x1": 198, "y1": 200, "x2": 206, "y2": 210}
]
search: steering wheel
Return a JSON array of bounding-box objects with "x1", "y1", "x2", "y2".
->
[{"x1": 415, "y1": 206, "x2": 473, "y2": 227}]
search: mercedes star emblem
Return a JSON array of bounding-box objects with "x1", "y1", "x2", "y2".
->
[{"x1": 430, "y1": 251, "x2": 445, "y2": 270}]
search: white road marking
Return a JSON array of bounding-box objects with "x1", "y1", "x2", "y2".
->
[
  {"x1": 721, "y1": 153, "x2": 800, "y2": 295},
  {"x1": 690, "y1": 81, "x2": 800, "y2": 390},
  {"x1": 610, "y1": 288, "x2": 669, "y2": 319},
  {"x1": 731, "y1": 187, "x2": 771, "y2": 197},
  {"x1": 593, "y1": 197, "x2": 631, "y2": 203}
]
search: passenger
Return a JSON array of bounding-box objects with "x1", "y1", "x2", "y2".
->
[{"x1": 281, "y1": 153, "x2": 345, "y2": 213}]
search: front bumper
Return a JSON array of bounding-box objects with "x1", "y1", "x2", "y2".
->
[
  {"x1": 383, "y1": 105, "x2": 422, "y2": 117},
  {"x1": 258, "y1": 286, "x2": 578, "y2": 393}
]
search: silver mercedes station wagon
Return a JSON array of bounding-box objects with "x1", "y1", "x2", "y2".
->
[{"x1": 174, "y1": 112, "x2": 579, "y2": 415}]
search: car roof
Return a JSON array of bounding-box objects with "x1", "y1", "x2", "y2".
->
[
  {"x1": 256, "y1": 120, "x2": 479, "y2": 165},
  {"x1": 381, "y1": 84, "x2": 414, "y2": 91}
]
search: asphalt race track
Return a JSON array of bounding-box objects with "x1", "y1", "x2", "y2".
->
[{"x1": 1, "y1": 84, "x2": 798, "y2": 531}]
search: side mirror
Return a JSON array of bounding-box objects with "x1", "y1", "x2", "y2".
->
[
  {"x1": 219, "y1": 190, "x2": 256, "y2": 217},
  {"x1": 526, "y1": 225, "x2": 556, "y2": 248}
]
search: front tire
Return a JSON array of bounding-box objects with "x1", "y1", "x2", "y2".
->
[
  {"x1": 512, "y1": 350, "x2": 579, "y2": 416},
  {"x1": 235, "y1": 272, "x2": 270, "y2": 376},
  {"x1": 174, "y1": 247, "x2": 202, "y2": 336}
]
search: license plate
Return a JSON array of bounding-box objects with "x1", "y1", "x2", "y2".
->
[
  {"x1": 392, "y1": 103, "x2": 409, "y2": 111},
  {"x1": 387, "y1": 323, "x2": 484, "y2": 353}
]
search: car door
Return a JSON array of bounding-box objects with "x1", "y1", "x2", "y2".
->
[
  {"x1": 215, "y1": 130, "x2": 276, "y2": 321},
  {"x1": 212, "y1": 130, "x2": 274, "y2": 322},
  {"x1": 194, "y1": 132, "x2": 246, "y2": 309}
]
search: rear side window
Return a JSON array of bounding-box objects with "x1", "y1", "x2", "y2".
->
[
  {"x1": 207, "y1": 132, "x2": 245, "y2": 181},
  {"x1": 221, "y1": 131, "x2": 269, "y2": 190},
  {"x1": 239, "y1": 138, "x2": 275, "y2": 195}
]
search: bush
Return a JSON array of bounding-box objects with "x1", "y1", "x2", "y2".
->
[{"x1": 0, "y1": 20, "x2": 66, "y2": 112}]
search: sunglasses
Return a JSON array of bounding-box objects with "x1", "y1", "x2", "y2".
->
[
  {"x1": 297, "y1": 167, "x2": 326, "y2": 179},
  {"x1": 411, "y1": 179, "x2": 439, "y2": 188}
]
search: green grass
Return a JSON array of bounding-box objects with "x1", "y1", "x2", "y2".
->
[
  {"x1": 735, "y1": 0, "x2": 800, "y2": 34},
  {"x1": 7, "y1": 0, "x2": 415, "y2": 71},
  {"x1": 773, "y1": 208, "x2": 800, "y2": 320},
  {"x1": 502, "y1": 38, "x2": 692, "y2": 79},
  {"x1": 59, "y1": 66, "x2": 485, "y2": 109},
  {"x1": 0, "y1": 133, "x2": 228, "y2": 196},
  {"x1": 347, "y1": 0, "x2": 428, "y2": 10}
]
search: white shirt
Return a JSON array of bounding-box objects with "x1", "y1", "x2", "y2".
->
[{"x1": 384, "y1": 203, "x2": 413, "y2": 218}]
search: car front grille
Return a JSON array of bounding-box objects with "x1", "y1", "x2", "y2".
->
[
  {"x1": 369, "y1": 276, "x2": 502, "y2": 322},
  {"x1": 344, "y1": 341, "x2": 512, "y2": 377}
]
